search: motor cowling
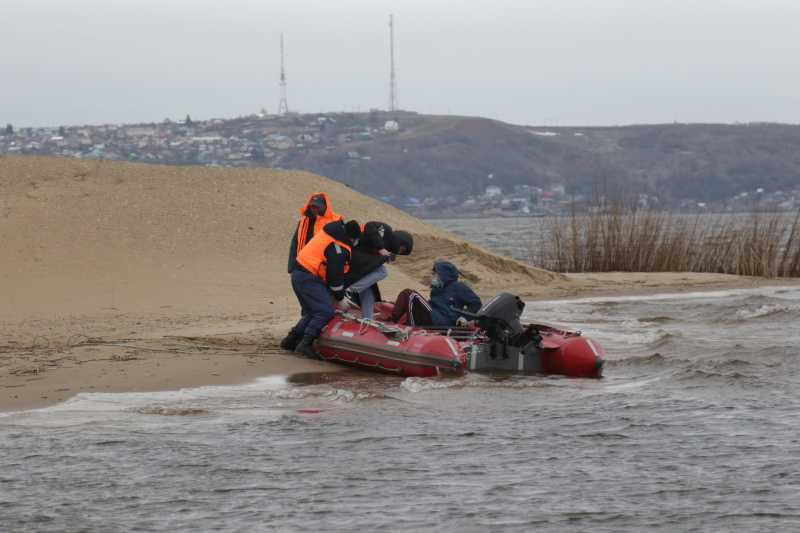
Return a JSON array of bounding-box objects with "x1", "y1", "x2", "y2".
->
[
  {"x1": 470, "y1": 292, "x2": 542, "y2": 348},
  {"x1": 475, "y1": 292, "x2": 523, "y2": 333},
  {"x1": 471, "y1": 292, "x2": 524, "y2": 340}
]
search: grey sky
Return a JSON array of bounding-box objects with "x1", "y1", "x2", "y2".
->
[{"x1": 3, "y1": 0, "x2": 798, "y2": 129}]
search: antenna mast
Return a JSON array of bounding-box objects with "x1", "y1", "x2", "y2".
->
[
  {"x1": 388, "y1": 15, "x2": 398, "y2": 112},
  {"x1": 277, "y1": 33, "x2": 289, "y2": 116}
]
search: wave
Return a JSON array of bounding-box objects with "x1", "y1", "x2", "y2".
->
[
  {"x1": 400, "y1": 374, "x2": 560, "y2": 394},
  {"x1": 736, "y1": 302, "x2": 800, "y2": 320},
  {"x1": 613, "y1": 352, "x2": 667, "y2": 365},
  {"x1": 534, "y1": 285, "x2": 800, "y2": 306},
  {"x1": 616, "y1": 329, "x2": 672, "y2": 346},
  {"x1": 598, "y1": 372, "x2": 670, "y2": 392},
  {"x1": 608, "y1": 353, "x2": 673, "y2": 371},
  {"x1": 637, "y1": 316, "x2": 677, "y2": 325},
  {"x1": 673, "y1": 367, "x2": 751, "y2": 384},
  {"x1": 127, "y1": 406, "x2": 208, "y2": 416},
  {"x1": 0, "y1": 373, "x2": 389, "y2": 427},
  {"x1": 605, "y1": 357, "x2": 763, "y2": 393},
  {"x1": 664, "y1": 353, "x2": 792, "y2": 390},
  {"x1": 270, "y1": 387, "x2": 392, "y2": 404},
  {"x1": 608, "y1": 353, "x2": 708, "y2": 373}
]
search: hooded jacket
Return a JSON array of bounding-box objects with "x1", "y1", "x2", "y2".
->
[
  {"x1": 288, "y1": 192, "x2": 342, "y2": 272},
  {"x1": 344, "y1": 222, "x2": 413, "y2": 281},
  {"x1": 429, "y1": 261, "x2": 482, "y2": 326},
  {"x1": 360, "y1": 222, "x2": 414, "y2": 256},
  {"x1": 343, "y1": 222, "x2": 414, "y2": 300}
]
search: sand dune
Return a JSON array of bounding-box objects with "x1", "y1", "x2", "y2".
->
[{"x1": 2, "y1": 154, "x2": 794, "y2": 411}]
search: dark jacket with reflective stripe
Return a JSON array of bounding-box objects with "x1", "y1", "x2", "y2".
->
[{"x1": 296, "y1": 220, "x2": 352, "y2": 300}]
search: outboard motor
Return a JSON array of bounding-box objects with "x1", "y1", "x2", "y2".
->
[
  {"x1": 458, "y1": 292, "x2": 543, "y2": 361},
  {"x1": 473, "y1": 292, "x2": 525, "y2": 342},
  {"x1": 455, "y1": 291, "x2": 602, "y2": 375}
]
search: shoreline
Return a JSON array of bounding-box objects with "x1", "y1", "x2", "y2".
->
[{"x1": 4, "y1": 273, "x2": 796, "y2": 414}]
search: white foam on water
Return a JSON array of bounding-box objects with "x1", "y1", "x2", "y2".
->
[
  {"x1": 600, "y1": 373, "x2": 668, "y2": 392},
  {"x1": 528, "y1": 285, "x2": 800, "y2": 306},
  {"x1": 620, "y1": 318, "x2": 660, "y2": 329},
  {"x1": 616, "y1": 329, "x2": 669, "y2": 345},
  {"x1": 0, "y1": 374, "x2": 294, "y2": 428},
  {"x1": 736, "y1": 302, "x2": 800, "y2": 319}
]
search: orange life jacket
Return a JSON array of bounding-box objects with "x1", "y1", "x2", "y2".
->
[
  {"x1": 296, "y1": 193, "x2": 342, "y2": 253},
  {"x1": 296, "y1": 229, "x2": 351, "y2": 280}
]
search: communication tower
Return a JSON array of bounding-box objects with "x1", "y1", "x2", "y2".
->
[
  {"x1": 388, "y1": 15, "x2": 398, "y2": 112},
  {"x1": 277, "y1": 33, "x2": 289, "y2": 116}
]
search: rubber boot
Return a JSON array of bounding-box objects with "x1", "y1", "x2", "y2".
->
[
  {"x1": 279, "y1": 331, "x2": 302, "y2": 351},
  {"x1": 294, "y1": 335, "x2": 320, "y2": 360}
]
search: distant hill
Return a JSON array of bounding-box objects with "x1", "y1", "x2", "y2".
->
[
  {"x1": 530, "y1": 122, "x2": 800, "y2": 203},
  {"x1": 278, "y1": 114, "x2": 800, "y2": 206},
  {"x1": 278, "y1": 112, "x2": 634, "y2": 203},
  {"x1": 5, "y1": 111, "x2": 800, "y2": 210}
]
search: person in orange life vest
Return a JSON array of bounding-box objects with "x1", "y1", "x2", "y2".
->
[
  {"x1": 280, "y1": 219, "x2": 362, "y2": 359},
  {"x1": 287, "y1": 192, "x2": 342, "y2": 273},
  {"x1": 342, "y1": 222, "x2": 413, "y2": 320}
]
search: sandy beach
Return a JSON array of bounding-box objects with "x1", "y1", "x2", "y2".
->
[{"x1": 2, "y1": 154, "x2": 797, "y2": 412}]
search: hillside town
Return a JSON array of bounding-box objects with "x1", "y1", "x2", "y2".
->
[{"x1": 2, "y1": 113, "x2": 797, "y2": 217}]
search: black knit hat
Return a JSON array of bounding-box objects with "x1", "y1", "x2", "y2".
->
[
  {"x1": 393, "y1": 230, "x2": 413, "y2": 255},
  {"x1": 344, "y1": 220, "x2": 361, "y2": 240}
]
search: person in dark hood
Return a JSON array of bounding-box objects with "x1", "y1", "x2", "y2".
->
[
  {"x1": 280, "y1": 219, "x2": 362, "y2": 359},
  {"x1": 287, "y1": 192, "x2": 342, "y2": 273},
  {"x1": 385, "y1": 260, "x2": 482, "y2": 327},
  {"x1": 342, "y1": 221, "x2": 413, "y2": 320}
]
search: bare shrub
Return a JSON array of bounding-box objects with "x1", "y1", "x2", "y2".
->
[{"x1": 534, "y1": 199, "x2": 800, "y2": 277}]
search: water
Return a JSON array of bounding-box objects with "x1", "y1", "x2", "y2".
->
[
  {"x1": 431, "y1": 213, "x2": 800, "y2": 274},
  {"x1": 432, "y1": 216, "x2": 549, "y2": 264},
  {"x1": 3, "y1": 225, "x2": 800, "y2": 532}
]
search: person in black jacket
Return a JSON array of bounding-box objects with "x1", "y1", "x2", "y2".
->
[{"x1": 342, "y1": 221, "x2": 413, "y2": 320}]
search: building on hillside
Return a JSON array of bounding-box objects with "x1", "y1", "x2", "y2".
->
[{"x1": 485, "y1": 185, "x2": 502, "y2": 197}]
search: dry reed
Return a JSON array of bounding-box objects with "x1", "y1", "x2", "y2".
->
[{"x1": 534, "y1": 202, "x2": 800, "y2": 277}]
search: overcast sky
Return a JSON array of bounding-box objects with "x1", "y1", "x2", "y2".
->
[{"x1": 3, "y1": 0, "x2": 799, "y2": 129}]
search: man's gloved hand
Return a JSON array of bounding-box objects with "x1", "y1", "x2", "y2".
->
[
  {"x1": 456, "y1": 316, "x2": 469, "y2": 327},
  {"x1": 337, "y1": 299, "x2": 351, "y2": 313}
]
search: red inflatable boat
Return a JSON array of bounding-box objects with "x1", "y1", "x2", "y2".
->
[{"x1": 314, "y1": 292, "x2": 605, "y2": 378}]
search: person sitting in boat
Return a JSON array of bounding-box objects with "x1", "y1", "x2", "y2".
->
[
  {"x1": 385, "y1": 261, "x2": 482, "y2": 327},
  {"x1": 287, "y1": 192, "x2": 342, "y2": 274},
  {"x1": 342, "y1": 221, "x2": 414, "y2": 320},
  {"x1": 280, "y1": 219, "x2": 362, "y2": 359}
]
